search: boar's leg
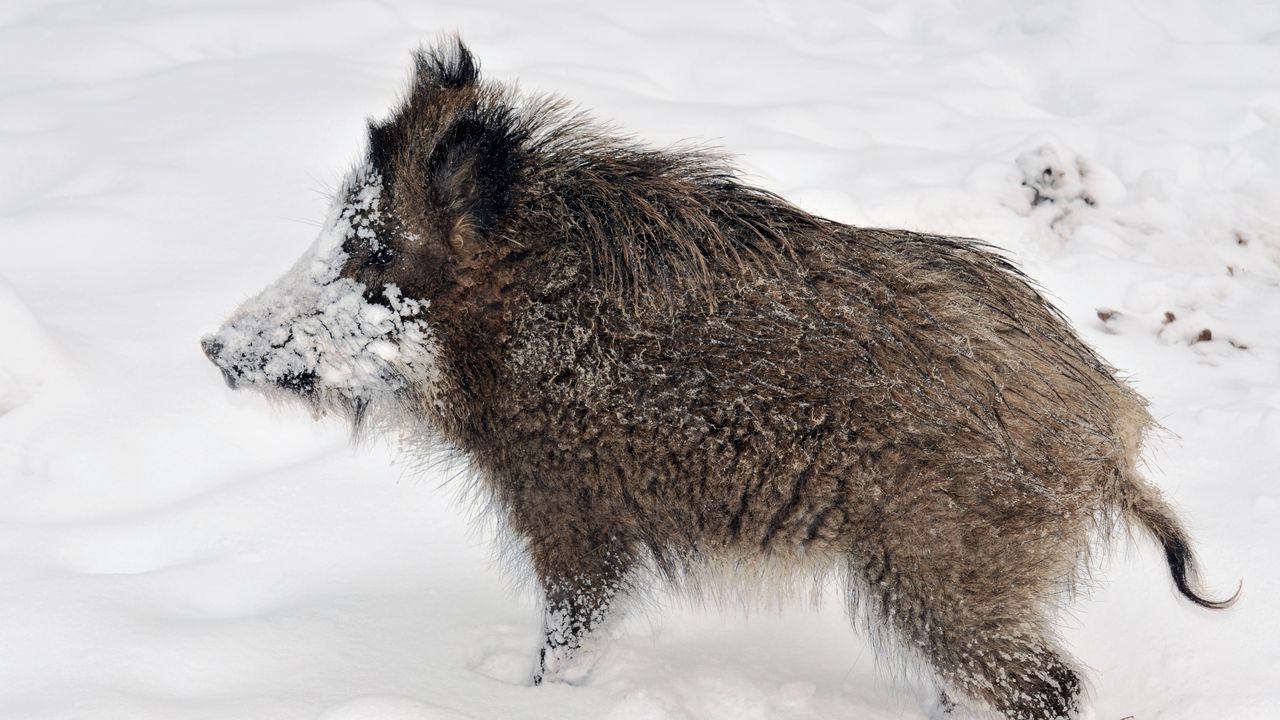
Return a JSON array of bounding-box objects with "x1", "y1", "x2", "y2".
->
[
  {"x1": 934, "y1": 689, "x2": 956, "y2": 716},
  {"x1": 528, "y1": 526, "x2": 633, "y2": 686},
  {"x1": 938, "y1": 634, "x2": 1081, "y2": 720},
  {"x1": 857, "y1": 546, "x2": 1083, "y2": 719}
]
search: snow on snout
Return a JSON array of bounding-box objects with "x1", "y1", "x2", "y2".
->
[{"x1": 203, "y1": 167, "x2": 431, "y2": 403}]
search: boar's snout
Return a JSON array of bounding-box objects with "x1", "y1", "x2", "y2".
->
[{"x1": 200, "y1": 336, "x2": 239, "y2": 389}]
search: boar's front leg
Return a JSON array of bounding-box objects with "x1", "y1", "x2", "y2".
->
[{"x1": 528, "y1": 524, "x2": 633, "y2": 686}]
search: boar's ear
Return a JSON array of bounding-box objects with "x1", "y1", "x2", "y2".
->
[
  {"x1": 413, "y1": 36, "x2": 479, "y2": 90},
  {"x1": 427, "y1": 111, "x2": 523, "y2": 250},
  {"x1": 367, "y1": 119, "x2": 398, "y2": 181}
]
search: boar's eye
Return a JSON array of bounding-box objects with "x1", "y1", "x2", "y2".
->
[{"x1": 366, "y1": 245, "x2": 396, "y2": 269}]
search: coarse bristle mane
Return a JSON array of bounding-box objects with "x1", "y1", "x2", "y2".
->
[
  {"x1": 407, "y1": 36, "x2": 833, "y2": 307},
  {"x1": 525, "y1": 135, "x2": 830, "y2": 305}
]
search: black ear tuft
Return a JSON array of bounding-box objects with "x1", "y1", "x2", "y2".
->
[
  {"x1": 427, "y1": 111, "x2": 525, "y2": 239},
  {"x1": 367, "y1": 119, "x2": 398, "y2": 180},
  {"x1": 414, "y1": 36, "x2": 479, "y2": 90}
]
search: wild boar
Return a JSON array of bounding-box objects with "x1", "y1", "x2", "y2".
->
[{"x1": 202, "y1": 37, "x2": 1235, "y2": 720}]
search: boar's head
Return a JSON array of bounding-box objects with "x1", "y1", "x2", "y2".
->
[{"x1": 202, "y1": 38, "x2": 530, "y2": 434}]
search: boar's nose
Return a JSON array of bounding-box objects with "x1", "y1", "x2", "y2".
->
[
  {"x1": 200, "y1": 336, "x2": 239, "y2": 389},
  {"x1": 200, "y1": 336, "x2": 222, "y2": 361}
]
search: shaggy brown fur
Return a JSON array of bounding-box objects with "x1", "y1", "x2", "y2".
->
[{"x1": 206, "y1": 37, "x2": 1237, "y2": 720}]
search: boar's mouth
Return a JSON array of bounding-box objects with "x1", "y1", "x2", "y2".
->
[{"x1": 200, "y1": 334, "x2": 318, "y2": 397}]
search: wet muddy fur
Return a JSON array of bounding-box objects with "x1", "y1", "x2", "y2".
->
[{"x1": 204, "y1": 38, "x2": 1236, "y2": 720}]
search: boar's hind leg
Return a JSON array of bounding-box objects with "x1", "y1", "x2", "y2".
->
[
  {"x1": 861, "y1": 550, "x2": 1082, "y2": 720},
  {"x1": 529, "y1": 526, "x2": 633, "y2": 686}
]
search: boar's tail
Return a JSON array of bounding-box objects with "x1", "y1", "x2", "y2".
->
[{"x1": 1120, "y1": 474, "x2": 1240, "y2": 610}]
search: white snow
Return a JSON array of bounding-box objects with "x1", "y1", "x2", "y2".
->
[{"x1": 1, "y1": 1, "x2": 1277, "y2": 718}]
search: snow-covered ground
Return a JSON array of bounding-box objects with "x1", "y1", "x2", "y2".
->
[{"x1": 1, "y1": 1, "x2": 1277, "y2": 717}]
